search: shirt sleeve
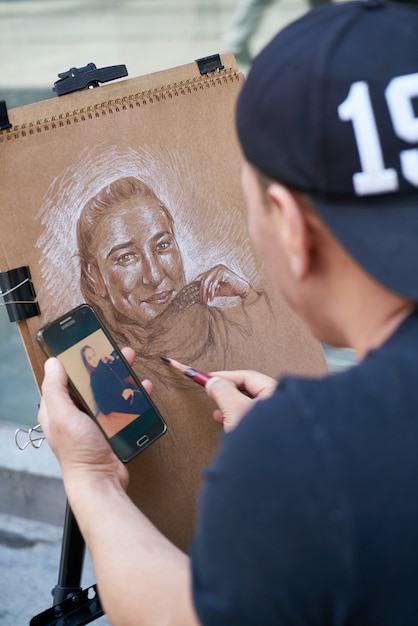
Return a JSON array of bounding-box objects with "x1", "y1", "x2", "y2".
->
[{"x1": 190, "y1": 381, "x2": 354, "y2": 626}]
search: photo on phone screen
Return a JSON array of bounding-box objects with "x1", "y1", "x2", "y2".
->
[{"x1": 36, "y1": 304, "x2": 167, "y2": 462}]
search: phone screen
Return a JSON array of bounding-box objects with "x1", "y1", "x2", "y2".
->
[{"x1": 37, "y1": 304, "x2": 167, "y2": 462}]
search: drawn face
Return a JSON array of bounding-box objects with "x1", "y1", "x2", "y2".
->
[
  {"x1": 92, "y1": 196, "x2": 185, "y2": 325},
  {"x1": 83, "y1": 347, "x2": 99, "y2": 370}
]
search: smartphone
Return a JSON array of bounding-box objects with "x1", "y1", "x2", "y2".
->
[{"x1": 36, "y1": 303, "x2": 167, "y2": 463}]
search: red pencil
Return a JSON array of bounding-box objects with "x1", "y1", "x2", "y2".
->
[{"x1": 160, "y1": 355, "x2": 211, "y2": 387}]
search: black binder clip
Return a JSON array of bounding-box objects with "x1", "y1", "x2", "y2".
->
[
  {"x1": 196, "y1": 54, "x2": 225, "y2": 75},
  {"x1": 0, "y1": 265, "x2": 40, "y2": 323},
  {"x1": 53, "y1": 62, "x2": 128, "y2": 97},
  {"x1": 0, "y1": 99, "x2": 12, "y2": 130}
]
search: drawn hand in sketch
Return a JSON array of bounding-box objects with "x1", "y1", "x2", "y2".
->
[{"x1": 197, "y1": 264, "x2": 250, "y2": 302}]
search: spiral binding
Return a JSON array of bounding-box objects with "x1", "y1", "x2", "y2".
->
[{"x1": 0, "y1": 68, "x2": 242, "y2": 142}]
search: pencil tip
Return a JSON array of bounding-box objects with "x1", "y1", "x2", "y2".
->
[{"x1": 160, "y1": 355, "x2": 170, "y2": 363}]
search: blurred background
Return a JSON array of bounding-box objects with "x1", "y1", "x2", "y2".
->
[
  {"x1": 1, "y1": 0, "x2": 309, "y2": 108},
  {"x1": 0, "y1": 1, "x2": 356, "y2": 624}
]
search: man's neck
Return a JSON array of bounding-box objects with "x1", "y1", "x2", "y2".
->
[{"x1": 338, "y1": 274, "x2": 414, "y2": 361}]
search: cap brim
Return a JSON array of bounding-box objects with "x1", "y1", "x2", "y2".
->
[{"x1": 311, "y1": 193, "x2": 418, "y2": 301}]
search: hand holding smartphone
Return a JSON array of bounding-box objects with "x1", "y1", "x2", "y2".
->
[{"x1": 36, "y1": 304, "x2": 167, "y2": 463}]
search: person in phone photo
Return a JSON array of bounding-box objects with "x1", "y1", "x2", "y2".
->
[{"x1": 80, "y1": 345, "x2": 147, "y2": 416}]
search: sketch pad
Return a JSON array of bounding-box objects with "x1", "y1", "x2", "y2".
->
[{"x1": 0, "y1": 55, "x2": 327, "y2": 550}]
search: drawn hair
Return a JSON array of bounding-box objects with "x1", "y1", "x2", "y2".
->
[
  {"x1": 77, "y1": 176, "x2": 174, "y2": 298},
  {"x1": 75, "y1": 176, "x2": 179, "y2": 341}
]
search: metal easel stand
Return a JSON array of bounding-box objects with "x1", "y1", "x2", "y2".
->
[
  {"x1": 4, "y1": 65, "x2": 132, "y2": 624},
  {"x1": 30, "y1": 502, "x2": 104, "y2": 626}
]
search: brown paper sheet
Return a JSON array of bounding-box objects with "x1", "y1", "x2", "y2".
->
[{"x1": 0, "y1": 55, "x2": 327, "y2": 550}]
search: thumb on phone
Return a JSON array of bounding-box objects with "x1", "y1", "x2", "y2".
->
[
  {"x1": 205, "y1": 376, "x2": 253, "y2": 432},
  {"x1": 42, "y1": 357, "x2": 72, "y2": 409}
]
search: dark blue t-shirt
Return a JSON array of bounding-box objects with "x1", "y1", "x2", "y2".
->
[{"x1": 192, "y1": 310, "x2": 418, "y2": 625}]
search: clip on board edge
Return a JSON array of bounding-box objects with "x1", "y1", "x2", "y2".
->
[
  {"x1": 195, "y1": 54, "x2": 225, "y2": 75},
  {"x1": 0, "y1": 100, "x2": 12, "y2": 130},
  {"x1": 53, "y1": 62, "x2": 128, "y2": 97},
  {"x1": 0, "y1": 265, "x2": 40, "y2": 322}
]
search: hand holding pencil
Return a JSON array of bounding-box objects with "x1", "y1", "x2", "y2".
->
[{"x1": 161, "y1": 355, "x2": 277, "y2": 432}]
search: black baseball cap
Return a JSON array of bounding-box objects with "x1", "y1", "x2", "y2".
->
[{"x1": 236, "y1": 0, "x2": 418, "y2": 300}]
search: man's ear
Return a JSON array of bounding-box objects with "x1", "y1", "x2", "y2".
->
[
  {"x1": 265, "y1": 183, "x2": 313, "y2": 280},
  {"x1": 87, "y1": 263, "x2": 108, "y2": 298}
]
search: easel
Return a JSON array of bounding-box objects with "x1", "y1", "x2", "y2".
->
[
  {"x1": 30, "y1": 502, "x2": 105, "y2": 626},
  {"x1": 1, "y1": 64, "x2": 133, "y2": 626}
]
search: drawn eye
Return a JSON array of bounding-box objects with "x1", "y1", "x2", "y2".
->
[
  {"x1": 115, "y1": 251, "x2": 137, "y2": 265},
  {"x1": 156, "y1": 238, "x2": 172, "y2": 252}
]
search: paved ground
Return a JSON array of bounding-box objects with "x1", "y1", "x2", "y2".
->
[
  {"x1": 0, "y1": 513, "x2": 111, "y2": 626},
  {"x1": 0, "y1": 1, "x2": 356, "y2": 624}
]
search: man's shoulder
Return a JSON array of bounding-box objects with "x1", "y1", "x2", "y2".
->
[
  {"x1": 217, "y1": 328, "x2": 418, "y2": 485},
  {"x1": 277, "y1": 312, "x2": 418, "y2": 422}
]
